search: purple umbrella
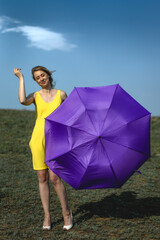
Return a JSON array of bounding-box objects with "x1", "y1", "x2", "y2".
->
[{"x1": 45, "y1": 84, "x2": 151, "y2": 189}]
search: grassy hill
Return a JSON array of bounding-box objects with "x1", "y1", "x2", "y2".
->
[{"x1": 0, "y1": 109, "x2": 159, "y2": 240}]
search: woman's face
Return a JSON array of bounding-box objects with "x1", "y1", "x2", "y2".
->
[{"x1": 34, "y1": 70, "x2": 50, "y2": 88}]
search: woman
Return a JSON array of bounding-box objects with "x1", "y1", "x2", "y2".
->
[{"x1": 14, "y1": 66, "x2": 73, "y2": 231}]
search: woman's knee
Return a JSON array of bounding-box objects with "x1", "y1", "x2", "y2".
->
[
  {"x1": 49, "y1": 172, "x2": 61, "y2": 185},
  {"x1": 37, "y1": 169, "x2": 49, "y2": 184}
]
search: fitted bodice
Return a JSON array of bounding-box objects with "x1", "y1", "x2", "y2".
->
[{"x1": 35, "y1": 90, "x2": 61, "y2": 120}]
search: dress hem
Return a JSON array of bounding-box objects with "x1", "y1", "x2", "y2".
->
[{"x1": 33, "y1": 167, "x2": 49, "y2": 170}]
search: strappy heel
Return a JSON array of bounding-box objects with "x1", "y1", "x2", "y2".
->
[{"x1": 63, "y1": 211, "x2": 73, "y2": 230}]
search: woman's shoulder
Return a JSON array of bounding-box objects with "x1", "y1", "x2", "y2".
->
[
  {"x1": 28, "y1": 92, "x2": 36, "y2": 99},
  {"x1": 53, "y1": 89, "x2": 67, "y2": 96},
  {"x1": 59, "y1": 89, "x2": 67, "y2": 102},
  {"x1": 24, "y1": 92, "x2": 36, "y2": 105},
  {"x1": 31, "y1": 92, "x2": 37, "y2": 100}
]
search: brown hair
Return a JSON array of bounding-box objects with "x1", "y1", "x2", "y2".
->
[{"x1": 32, "y1": 66, "x2": 56, "y2": 88}]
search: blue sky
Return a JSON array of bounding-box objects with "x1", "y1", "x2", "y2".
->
[{"x1": 0, "y1": 0, "x2": 159, "y2": 115}]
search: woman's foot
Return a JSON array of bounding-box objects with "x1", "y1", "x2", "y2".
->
[
  {"x1": 43, "y1": 214, "x2": 51, "y2": 230},
  {"x1": 63, "y1": 210, "x2": 73, "y2": 230}
]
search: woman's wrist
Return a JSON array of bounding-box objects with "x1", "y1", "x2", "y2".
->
[{"x1": 19, "y1": 75, "x2": 24, "y2": 80}]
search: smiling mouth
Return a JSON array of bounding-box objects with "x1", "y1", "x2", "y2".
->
[{"x1": 41, "y1": 80, "x2": 46, "y2": 84}]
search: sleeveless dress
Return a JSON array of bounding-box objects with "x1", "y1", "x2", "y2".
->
[{"x1": 29, "y1": 90, "x2": 62, "y2": 170}]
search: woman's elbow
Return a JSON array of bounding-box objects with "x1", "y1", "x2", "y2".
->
[
  {"x1": 19, "y1": 98, "x2": 27, "y2": 105},
  {"x1": 20, "y1": 99, "x2": 33, "y2": 106}
]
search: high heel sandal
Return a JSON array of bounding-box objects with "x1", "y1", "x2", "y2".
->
[
  {"x1": 63, "y1": 211, "x2": 73, "y2": 230},
  {"x1": 42, "y1": 225, "x2": 51, "y2": 230},
  {"x1": 42, "y1": 217, "x2": 51, "y2": 230}
]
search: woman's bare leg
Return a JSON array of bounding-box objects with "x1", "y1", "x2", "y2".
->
[
  {"x1": 49, "y1": 169, "x2": 72, "y2": 226},
  {"x1": 37, "y1": 169, "x2": 51, "y2": 226}
]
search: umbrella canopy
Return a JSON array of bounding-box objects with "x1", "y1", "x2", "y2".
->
[{"x1": 45, "y1": 84, "x2": 151, "y2": 189}]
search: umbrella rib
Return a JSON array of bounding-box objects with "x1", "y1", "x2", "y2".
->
[
  {"x1": 48, "y1": 136, "x2": 98, "y2": 168},
  {"x1": 103, "y1": 113, "x2": 151, "y2": 136},
  {"x1": 74, "y1": 87, "x2": 98, "y2": 135},
  {"x1": 101, "y1": 113, "x2": 150, "y2": 156},
  {"x1": 76, "y1": 140, "x2": 97, "y2": 189},
  {"x1": 46, "y1": 119, "x2": 97, "y2": 138},
  {"x1": 100, "y1": 139, "x2": 121, "y2": 187},
  {"x1": 99, "y1": 84, "x2": 119, "y2": 134},
  {"x1": 102, "y1": 138, "x2": 150, "y2": 157},
  {"x1": 100, "y1": 84, "x2": 151, "y2": 135}
]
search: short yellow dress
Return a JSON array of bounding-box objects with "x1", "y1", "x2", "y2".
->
[{"x1": 29, "y1": 90, "x2": 61, "y2": 170}]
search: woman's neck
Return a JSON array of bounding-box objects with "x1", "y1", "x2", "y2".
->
[{"x1": 41, "y1": 86, "x2": 52, "y2": 94}]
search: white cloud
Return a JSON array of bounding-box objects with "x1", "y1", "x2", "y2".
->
[
  {"x1": 0, "y1": 15, "x2": 20, "y2": 29},
  {"x1": 1, "y1": 16, "x2": 77, "y2": 51},
  {"x1": 0, "y1": 16, "x2": 6, "y2": 29}
]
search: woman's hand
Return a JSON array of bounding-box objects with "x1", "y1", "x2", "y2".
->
[{"x1": 13, "y1": 68, "x2": 23, "y2": 79}]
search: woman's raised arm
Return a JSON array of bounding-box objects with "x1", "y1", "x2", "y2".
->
[{"x1": 14, "y1": 68, "x2": 35, "y2": 105}]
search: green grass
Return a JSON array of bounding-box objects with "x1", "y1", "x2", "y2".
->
[{"x1": 0, "y1": 109, "x2": 160, "y2": 240}]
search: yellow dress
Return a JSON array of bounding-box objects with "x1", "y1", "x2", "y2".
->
[{"x1": 29, "y1": 90, "x2": 61, "y2": 170}]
